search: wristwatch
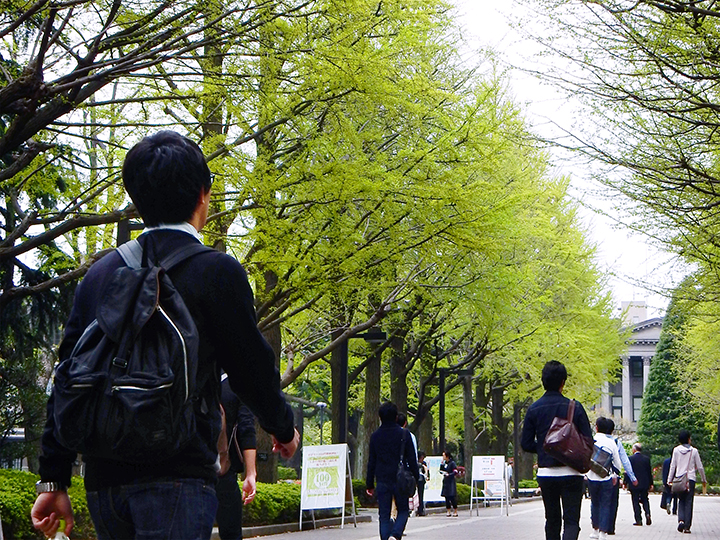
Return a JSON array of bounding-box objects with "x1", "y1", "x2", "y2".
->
[{"x1": 35, "y1": 481, "x2": 66, "y2": 494}]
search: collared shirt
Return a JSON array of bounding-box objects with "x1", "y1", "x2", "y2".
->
[{"x1": 145, "y1": 221, "x2": 201, "y2": 241}]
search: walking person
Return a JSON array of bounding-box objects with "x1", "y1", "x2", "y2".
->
[
  {"x1": 586, "y1": 417, "x2": 624, "y2": 540},
  {"x1": 628, "y1": 443, "x2": 652, "y2": 526},
  {"x1": 521, "y1": 360, "x2": 592, "y2": 540},
  {"x1": 607, "y1": 419, "x2": 636, "y2": 535},
  {"x1": 661, "y1": 454, "x2": 678, "y2": 515},
  {"x1": 440, "y1": 451, "x2": 458, "y2": 517},
  {"x1": 216, "y1": 374, "x2": 257, "y2": 540},
  {"x1": 31, "y1": 131, "x2": 299, "y2": 540},
  {"x1": 366, "y1": 401, "x2": 419, "y2": 540},
  {"x1": 416, "y1": 451, "x2": 429, "y2": 516},
  {"x1": 668, "y1": 430, "x2": 707, "y2": 534}
]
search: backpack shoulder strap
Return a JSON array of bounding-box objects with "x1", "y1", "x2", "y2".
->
[
  {"x1": 160, "y1": 241, "x2": 215, "y2": 271},
  {"x1": 116, "y1": 239, "x2": 143, "y2": 269}
]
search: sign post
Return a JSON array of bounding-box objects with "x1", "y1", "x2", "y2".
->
[
  {"x1": 300, "y1": 444, "x2": 357, "y2": 530},
  {"x1": 470, "y1": 455, "x2": 510, "y2": 516}
]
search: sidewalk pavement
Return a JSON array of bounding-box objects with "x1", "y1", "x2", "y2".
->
[{"x1": 242, "y1": 492, "x2": 719, "y2": 540}]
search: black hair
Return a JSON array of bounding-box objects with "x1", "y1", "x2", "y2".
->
[
  {"x1": 397, "y1": 413, "x2": 407, "y2": 427},
  {"x1": 443, "y1": 450, "x2": 453, "y2": 460},
  {"x1": 378, "y1": 401, "x2": 398, "y2": 424},
  {"x1": 541, "y1": 360, "x2": 567, "y2": 392},
  {"x1": 595, "y1": 416, "x2": 614, "y2": 435},
  {"x1": 418, "y1": 451, "x2": 426, "y2": 459},
  {"x1": 678, "y1": 430, "x2": 691, "y2": 444},
  {"x1": 122, "y1": 131, "x2": 212, "y2": 227}
]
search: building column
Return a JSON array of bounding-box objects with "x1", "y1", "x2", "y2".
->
[
  {"x1": 642, "y1": 356, "x2": 652, "y2": 391},
  {"x1": 601, "y1": 381, "x2": 611, "y2": 413},
  {"x1": 621, "y1": 356, "x2": 632, "y2": 422}
]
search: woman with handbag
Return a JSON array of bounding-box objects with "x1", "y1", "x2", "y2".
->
[
  {"x1": 440, "y1": 451, "x2": 458, "y2": 517},
  {"x1": 668, "y1": 430, "x2": 707, "y2": 534}
]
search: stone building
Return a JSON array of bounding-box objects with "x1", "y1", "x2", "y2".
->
[{"x1": 600, "y1": 301, "x2": 662, "y2": 429}]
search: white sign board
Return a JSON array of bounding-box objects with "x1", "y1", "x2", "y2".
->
[
  {"x1": 300, "y1": 444, "x2": 348, "y2": 510},
  {"x1": 423, "y1": 455, "x2": 445, "y2": 502},
  {"x1": 484, "y1": 480, "x2": 506, "y2": 497},
  {"x1": 471, "y1": 455, "x2": 505, "y2": 481}
]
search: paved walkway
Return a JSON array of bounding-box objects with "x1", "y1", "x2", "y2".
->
[{"x1": 256, "y1": 492, "x2": 719, "y2": 540}]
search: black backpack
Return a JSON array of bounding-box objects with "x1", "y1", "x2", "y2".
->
[{"x1": 52, "y1": 239, "x2": 213, "y2": 462}]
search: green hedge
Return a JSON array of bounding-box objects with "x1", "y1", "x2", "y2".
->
[
  {"x1": 277, "y1": 466, "x2": 298, "y2": 481},
  {"x1": 0, "y1": 470, "x2": 94, "y2": 540}
]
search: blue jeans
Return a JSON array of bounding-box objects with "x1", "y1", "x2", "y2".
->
[
  {"x1": 588, "y1": 479, "x2": 614, "y2": 533},
  {"x1": 86, "y1": 478, "x2": 218, "y2": 540},
  {"x1": 376, "y1": 481, "x2": 409, "y2": 540}
]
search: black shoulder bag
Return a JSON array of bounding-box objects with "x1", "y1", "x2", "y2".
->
[{"x1": 396, "y1": 429, "x2": 417, "y2": 498}]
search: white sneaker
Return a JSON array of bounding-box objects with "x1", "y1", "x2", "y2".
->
[
  {"x1": 589, "y1": 531, "x2": 599, "y2": 539},
  {"x1": 598, "y1": 533, "x2": 607, "y2": 540}
]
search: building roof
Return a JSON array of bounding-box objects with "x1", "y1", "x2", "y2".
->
[{"x1": 626, "y1": 317, "x2": 662, "y2": 346}]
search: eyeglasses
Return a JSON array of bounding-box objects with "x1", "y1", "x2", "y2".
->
[{"x1": 208, "y1": 173, "x2": 215, "y2": 189}]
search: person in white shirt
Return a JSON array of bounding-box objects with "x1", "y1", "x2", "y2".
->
[{"x1": 586, "y1": 417, "x2": 624, "y2": 540}]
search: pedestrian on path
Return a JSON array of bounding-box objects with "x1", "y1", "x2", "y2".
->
[
  {"x1": 417, "y1": 451, "x2": 429, "y2": 516},
  {"x1": 607, "y1": 419, "x2": 636, "y2": 535},
  {"x1": 586, "y1": 417, "x2": 624, "y2": 540},
  {"x1": 366, "y1": 401, "x2": 419, "y2": 540},
  {"x1": 661, "y1": 455, "x2": 678, "y2": 515},
  {"x1": 627, "y1": 442, "x2": 652, "y2": 527},
  {"x1": 668, "y1": 430, "x2": 707, "y2": 534},
  {"x1": 440, "y1": 451, "x2": 458, "y2": 517},
  {"x1": 520, "y1": 360, "x2": 592, "y2": 540}
]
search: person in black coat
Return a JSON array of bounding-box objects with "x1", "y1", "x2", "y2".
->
[
  {"x1": 661, "y1": 456, "x2": 678, "y2": 515},
  {"x1": 31, "y1": 131, "x2": 299, "y2": 540},
  {"x1": 628, "y1": 443, "x2": 653, "y2": 526},
  {"x1": 216, "y1": 374, "x2": 258, "y2": 540},
  {"x1": 521, "y1": 361, "x2": 592, "y2": 540},
  {"x1": 440, "y1": 451, "x2": 458, "y2": 517},
  {"x1": 366, "y1": 401, "x2": 419, "y2": 540}
]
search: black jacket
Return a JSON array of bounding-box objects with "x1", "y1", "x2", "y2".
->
[
  {"x1": 39, "y1": 230, "x2": 295, "y2": 490},
  {"x1": 221, "y1": 376, "x2": 257, "y2": 474},
  {"x1": 520, "y1": 391, "x2": 592, "y2": 469},
  {"x1": 366, "y1": 423, "x2": 419, "y2": 490},
  {"x1": 628, "y1": 451, "x2": 653, "y2": 491}
]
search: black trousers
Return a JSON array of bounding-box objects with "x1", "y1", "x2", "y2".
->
[
  {"x1": 417, "y1": 479, "x2": 426, "y2": 515},
  {"x1": 216, "y1": 471, "x2": 243, "y2": 540},
  {"x1": 630, "y1": 489, "x2": 651, "y2": 523},
  {"x1": 537, "y1": 476, "x2": 584, "y2": 540},
  {"x1": 677, "y1": 480, "x2": 696, "y2": 531}
]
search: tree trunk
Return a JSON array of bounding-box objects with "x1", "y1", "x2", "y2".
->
[
  {"x1": 417, "y1": 411, "x2": 434, "y2": 456},
  {"x1": 357, "y1": 351, "x2": 381, "y2": 479},
  {"x1": 330, "y1": 328, "x2": 346, "y2": 444},
  {"x1": 389, "y1": 336, "x2": 408, "y2": 411}
]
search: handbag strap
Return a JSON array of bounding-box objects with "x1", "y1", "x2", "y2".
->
[
  {"x1": 399, "y1": 428, "x2": 407, "y2": 466},
  {"x1": 566, "y1": 399, "x2": 576, "y2": 422}
]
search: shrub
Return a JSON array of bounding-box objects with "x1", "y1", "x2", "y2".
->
[
  {"x1": 277, "y1": 466, "x2": 298, "y2": 481},
  {"x1": 0, "y1": 470, "x2": 94, "y2": 540},
  {"x1": 518, "y1": 479, "x2": 538, "y2": 489},
  {"x1": 456, "y1": 482, "x2": 471, "y2": 505},
  {"x1": 351, "y1": 479, "x2": 374, "y2": 507},
  {"x1": 243, "y1": 482, "x2": 301, "y2": 526}
]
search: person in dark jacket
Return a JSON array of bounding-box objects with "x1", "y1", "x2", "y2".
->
[
  {"x1": 627, "y1": 443, "x2": 653, "y2": 526},
  {"x1": 216, "y1": 374, "x2": 258, "y2": 540},
  {"x1": 366, "y1": 401, "x2": 419, "y2": 540},
  {"x1": 661, "y1": 455, "x2": 678, "y2": 515},
  {"x1": 440, "y1": 451, "x2": 458, "y2": 517},
  {"x1": 521, "y1": 360, "x2": 592, "y2": 540},
  {"x1": 31, "y1": 131, "x2": 299, "y2": 540},
  {"x1": 416, "y1": 451, "x2": 429, "y2": 516}
]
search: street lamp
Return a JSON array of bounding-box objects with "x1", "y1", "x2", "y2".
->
[{"x1": 337, "y1": 329, "x2": 387, "y2": 444}]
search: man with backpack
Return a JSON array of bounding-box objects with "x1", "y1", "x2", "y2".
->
[{"x1": 31, "y1": 131, "x2": 299, "y2": 540}]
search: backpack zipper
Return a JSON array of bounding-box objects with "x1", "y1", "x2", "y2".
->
[{"x1": 157, "y1": 304, "x2": 189, "y2": 402}]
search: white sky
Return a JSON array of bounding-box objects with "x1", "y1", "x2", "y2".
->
[{"x1": 451, "y1": 0, "x2": 684, "y2": 319}]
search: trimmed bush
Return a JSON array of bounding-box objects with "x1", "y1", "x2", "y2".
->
[
  {"x1": 277, "y1": 466, "x2": 298, "y2": 481},
  {"x1": 518, "y1": 479, "x2": 538, "y2": 489},
  {"x1": 456, "y1": 482, "x2": 471, "y2": 505},
  {"x1": 351, "y1": 479, "x2": 375, "y2": 508},
  {"x1": 243, "y1": 482, "x2": 301, "y2": 526},
  {"x1": 0, "y1": 470, "x2": 94, "y2": 540}
]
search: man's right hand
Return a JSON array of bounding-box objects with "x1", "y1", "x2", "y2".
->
[
  {"x1": 31, "y1": 491, "x2": 74, "y2": 538},
  {"x1": 272, "y1": 428, "x2": 300, "y2": 459}
]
